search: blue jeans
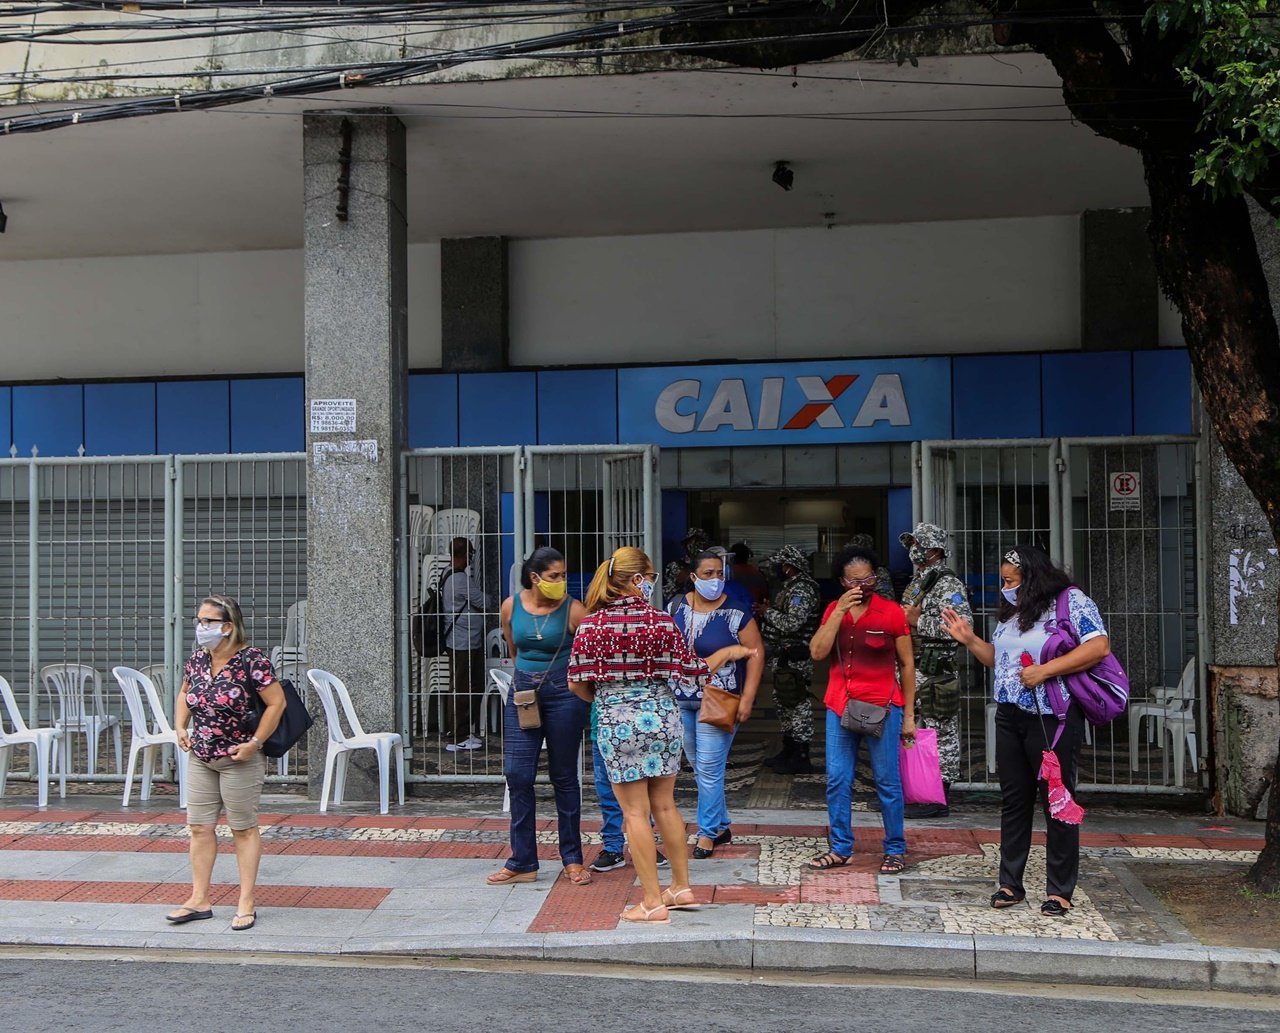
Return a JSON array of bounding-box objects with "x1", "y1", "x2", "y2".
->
[
  {"x1": 678, "y1": 700, "x2": 736, "y2": 841},
  {"x1": 502, "y1": 667, "x2": 590, "y2": 873},
  {"x1": 592, "y1": 741, "x2": 625, "y2": 853},
  {"x1": 824, "y1": 704, "x2": 906, "y2": 857}
]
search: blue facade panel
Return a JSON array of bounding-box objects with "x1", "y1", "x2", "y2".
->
[
  {"x1": 1041, "y1": 353, "x2": 1133, "y2": 437},
  {"x1": 537, "y1": 370, "x2": 617, "y2": 444},
  {"x1": 1133, "y1": 350, "x2": 1193, "y2": 436},
  {"x1": 952, "y1": 355, "x2": 1042, "y2": 439},
  {"x1": 458, "y1": 372, "x2": 536, "y2": 446},
  {"x1": 84, "y1": 382, "x2": 157, "y2": 456},
  {"x1": 230, "y1": 377, "x2": 304, "y2": 453},
  {"x1": 13, "y1": 384, "x2": 84, "y2": 457},
  {"x1": 157, "y1": 380, "x2": 230, "y2": 454},
  {"x1": 885, "y1": 487, "x2": 914, "y2": 576},
  {"x1": 408, "y1": 374, "x2": 459, "y2": 448}
]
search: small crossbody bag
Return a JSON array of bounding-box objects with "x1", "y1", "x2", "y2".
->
[
  {"x1": 512, "y1": 603, "x2": 571, "y2": 731},
  {"x1": 836, "y1": 629, "x2": 896, "y2": 738}
]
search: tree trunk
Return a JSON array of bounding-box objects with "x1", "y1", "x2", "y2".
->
[{"x1": 1142, "y1": 154, "x2": 1280, "y2": 891}]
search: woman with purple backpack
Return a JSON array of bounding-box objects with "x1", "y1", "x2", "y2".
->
[{"x1": 941, "y1": 545, "x2": 1112, "y2": 919}]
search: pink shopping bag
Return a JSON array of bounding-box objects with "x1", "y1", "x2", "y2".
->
[{"x1": 899, "y1": 727, "x2": 946, "y2": 806}]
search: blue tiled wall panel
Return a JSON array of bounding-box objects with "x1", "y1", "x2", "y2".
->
[
  {"x1": 660, "y1": 490, "x2": 689, "y2": 572},
  {"x1": 457, "y1": 372, "x2": 536, "y2": 446},
  {"x1": 0, "y1": 387, "x2": 11, "y2": 456},
  {"x1": 886, "y1": 487, "x2": 914, "y2": 576},
  {"x1": 231, "y1": 377, "x2": 304, "y2": 453},
  {"x1": 953, "y1": 355, "x2": 1042, "y2": 439},
  {"x1": 536, "y1": 369, "x2": 618, "y2": 444},
  {"x1": 407, "y1": 374, "x2": 458, "y2": 447},
  {"x1": 157, "y1": 380, "x2": 230, "y2": 454},
  {"x1": 84, "y1": 382, "x2": 157, "y2": 456},
  {"x1": 1133, "y1": 350, "x2": 1193, "y2": 435},
  {"x1": 1041, "y1": 353, "x2": 1133, "y2": 437},
  {"x1": 13, "y1": 384, "x2": 84, "y2": 457}
]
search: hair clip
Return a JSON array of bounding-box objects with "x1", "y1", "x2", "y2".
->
[
  {"x1": 607, "y1": 556, "x2": 615, "y2": 576},
  {"x1": 1004, "y1": 549, "x2": 1022, "y2": 568}
]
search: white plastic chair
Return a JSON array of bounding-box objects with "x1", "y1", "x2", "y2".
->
[
  {"x1": 41, "y1": 663, "x2": 123, "y2": 777},
  {"x1": 1162, "y1": 708, "x2": 1198, "y2": 786},
  {"x1": 483, "y1": 667, "x2": 512, "y2": 745},
  {"x1": 307, "y1": 669, "x2": 404, "y2": 815},
  {"x1": 429, "y1": 508, "x2": 481, "y2": 556},
  {"x1": 486, "y1": 627, "x2": 508, "y2": 659},
  {"x1": 113, "y1": 666, "x2": 188, "y2": 808},
  {"x1": 268, "y1": 648, "x2": 306, "y2": 777},
  {"x1": 986, "y1": 696, "x2": 1089, "y2": 775},
  {"x1": 1129, "y1": 658, "x2": 1196, "y2": 770},
  {"x1": 283, "y1": 600, "x2": 308, "y2": 655},
  {"x1": 421, "y1": 656, "x2": 452, "y2": 734},
  {"x1": 420, "y1": 554, "x2": 453, "y2": 602},
  {"x1": 138, "y1": 663, "x2": 168, "y2": 699},
  {"x1": 0, "y1": 674, "x2": 65, "y2": 808}
]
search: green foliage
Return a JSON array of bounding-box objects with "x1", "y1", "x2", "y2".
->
[{"x1": 1148, "y1": 0, "x2": 1280, "y2": 202}]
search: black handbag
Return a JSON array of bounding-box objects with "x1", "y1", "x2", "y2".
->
[{"x1": 247, "y1": 677, "x2": 315, "y2": 758}]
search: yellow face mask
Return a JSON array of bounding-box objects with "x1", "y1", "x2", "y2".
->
[{"x1": 535, "y1": 577, "x2": 567, "y2": 601}]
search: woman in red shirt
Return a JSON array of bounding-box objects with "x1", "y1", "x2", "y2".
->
[{"x1": 807, "y1": 545, "x2": 916, "y2": 875}]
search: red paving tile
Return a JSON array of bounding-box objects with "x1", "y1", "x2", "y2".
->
[
  {"x1": 58, "y1": 881, "x2": 161, "y2": 904},
  {"x1": 274, "y1": 814, "x2": 352, "y2": 828},
  {"x1": 279, "y1": 840, "x2": 360, "y2": 856},
  {"x1": 752, "y1": 824, "x2": 828, "y2": 837},
  {"x1": 139, "y1": 839, "x2": 191, "y2": 854},
  {"x1": 477, "y1": 818, "x2": 510, "y2": 831},
  {"x1": 135, "y1": 812, "x2": 193, "y2": 825},
  {"x1": 1194, "y1": 835, "x2": 1264, "y2": 850},
  {"x1": 293, "y1": 886, "x2": 390, "y2": 910},
  {"x1": 1079, "y1": 832, "x2": 1129, "y2": 847},
  {"x1": 32, "y1": 810, "x2": 100, "y2": 823},
  {"x1": 253, "y1": 885, "x2": 313, "y2": 908},
  {"x1": 800, "y1": 870, "x2": 879, "y2": 905},
  {"x1": 712, "y1": 885, "x2": 799, "y2": 905},
  {"x1": 527, "y1": 866, "x2": 634, "y2": 934},
  {"x1": 0, "y1": 809, "x2": 41, "y2": 821},
  {"x1": 347, "y1": 841, "x2": 432, "y2": 858},
  {"x1": 0, "y1": 835, "x2": 22, "y2": 849},
  {"x1": 1121, "y1": 834, "x2": 1216, "y2": 849},
  {"x1": 134, "y1": 884, "x2": 193, "y2": 905},
  {"x1": 342, "y1": 816, "x2": 418, "y2": 830},
  {"x1": 9, "y1": 834, "x2": 158, "y2": 853},
  {"x1": 0, "y1": 880, "x2": 86, "y2": 901},
  {"x1": 908, "y1": 828, "x2": 981, "y2": 845},
  {"x1": 411, "y1": 817, "x2": 482, "y2": 830},
  {"x1": 420, "y1": 842, "x2": 506, "y2": 859},
  {"x1": 709, "y1": 844, "x2": 760, "y2": 860}
]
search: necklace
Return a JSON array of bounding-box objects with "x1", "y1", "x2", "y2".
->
[{"x1": 526, "y1": 594, "x2": 557, "y2": 640}]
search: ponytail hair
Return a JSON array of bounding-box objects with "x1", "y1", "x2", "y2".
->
[
  {"x1": 520, "y1": 546, "x2": 565, "y2": 589},
  {"x1": 585, "y1": 546, "x2": 652, "y2": 612}
]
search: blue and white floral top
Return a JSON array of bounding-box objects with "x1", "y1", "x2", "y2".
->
[
  {"x1": 669, "y1": 597, "x2": 754, "y2": 703},
  {"x1": 990, "y1": 588, "x2": 1107, "y2": 715}
]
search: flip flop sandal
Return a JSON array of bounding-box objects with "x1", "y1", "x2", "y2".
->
[
  {"x1": 165, "y1": 907, "x2": 213, "y2": 925},
  {"x1": 621, "y1": 902, "x2": 671, "y2": 925},
  {"x1": 486, "y1": 867, "x2": 537, "y2": 885},
  {"x1": 807, "y1": 852, "x2": 850, "y2": 870},
  {"x1": 990, "y1": 889, "x2": 1026, "y2": 909},
  {"x1": 661, "y1": 887, "x2": 701, "y2": 911},
  {"x1": 1040, "y1": 898, "x2": 1072, "y2": 918},
  {"x1": 231, "y1": 912, "x2": 257, "y2": 931},
  {"x1": 879, "y1": 854, "x2": 908, "y2": 875},
  {"x1": 563, "y1": 864, "x2": 593, "y2": 886}
]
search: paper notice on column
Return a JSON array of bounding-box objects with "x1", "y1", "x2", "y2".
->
[
  {"x1": 313, "y1": 439, "x2": 378, "y2": 464},
  {"x1": 310, "y1": 398, "x2": 357, "y2": 434}
]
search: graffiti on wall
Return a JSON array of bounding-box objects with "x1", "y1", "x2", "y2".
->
[{"x1": 1229, "y1": 546, "x2": 1280, "y2": 625}]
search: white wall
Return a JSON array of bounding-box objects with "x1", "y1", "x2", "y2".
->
[
  {"x1": 0, "y1": 244, "x2": 443, "y2": 379},
  {"x1": 0, "y1": 216, "x2": 1183, "y2": 382}
]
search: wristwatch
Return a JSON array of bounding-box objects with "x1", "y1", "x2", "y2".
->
[{"x1": 250, "y1": 736, "x2": 261, "y2": 748}]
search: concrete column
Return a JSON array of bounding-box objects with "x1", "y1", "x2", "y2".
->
[
  {"x1": 303, "y1": 111, "x2": 408, "y2": 801},
  {"x1": 1081, "y1": 208, "x2": 1157, "y2": 350},
  {"x1": 441, "y1": 236, "x2": 509, "y2": 371}
]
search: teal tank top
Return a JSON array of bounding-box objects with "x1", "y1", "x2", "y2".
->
[{"x1": 511, "y1": 594, "x2": 572, "y2": 672}]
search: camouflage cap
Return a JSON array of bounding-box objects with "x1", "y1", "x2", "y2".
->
[
  {"x1": 767, "y1": 544, "x2": 811, "y2": 574},
  {"x1": 898, "y1": 521, "x2": 950, "y2": 554},
  {"x1": 682, "y1": 527, "x2": 712, "y2": 553},
  {"x1": 845, "y1": 534, "x2": 875, "y2": 551}
]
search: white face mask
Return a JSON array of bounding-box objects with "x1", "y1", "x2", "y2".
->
[
  {"x1": 195, "y1": 623, "x2": 227, "y2": 649},
  {"x1": 1001, "y1": 585, "x2": 1020, "y2": 606},
  {"x1": 634, "y1": 575, "x2": 655, "y2": 604},
  {"x1": 694, "y1": 577, "x2": 725, "y2": 601}
]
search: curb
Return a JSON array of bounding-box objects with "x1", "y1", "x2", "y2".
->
[{"x1": 4, "y1": 928, "x2": 1275, "y2": 994}]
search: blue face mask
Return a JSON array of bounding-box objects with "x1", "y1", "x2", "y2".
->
[
  {"x1": 635, "y1": 576, "x2": 655, "y2": 604},
  {"x1": 694, "y1": 577, "x2": 725, "y2": 601},
  {"x1": 1001, "y1": 585, "x2": 1020, "y2": 606}
]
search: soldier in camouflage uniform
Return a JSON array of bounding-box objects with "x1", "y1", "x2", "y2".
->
[
  {"x1": 899, "y1": 521, "x2": 972, "y2": 817},
  {"x1": 844, "y1": 534, "x2": 896, "y2": 602},
  {"x1": 759, "y1": 544, "x2": 822, "y2": 774},
  {"x1": 663, "y1": 527, "x2": 712, "y2": 603}
]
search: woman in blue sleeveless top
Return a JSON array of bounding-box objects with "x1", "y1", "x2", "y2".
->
[{"x1": 489, "y1": 547, "x2": 592, "y2": 886}]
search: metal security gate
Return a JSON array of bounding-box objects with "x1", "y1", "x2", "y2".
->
[
  {"x1": 917, "y1": 436, "x2": 1203, "y2": 793},
  {"x1": 399, "y1": 445, "x2": 660, "y2": 783},
  {"x1": 0, "y1": 452, "x2": 307, "y2": 788}
]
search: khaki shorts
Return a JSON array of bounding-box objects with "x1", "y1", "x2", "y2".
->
[{"x1": 186, "y1": 752, "x2": 267, "y2": 830}]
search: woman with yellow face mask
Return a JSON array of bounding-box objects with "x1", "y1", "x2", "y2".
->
[{"x1": 490, "y1": 547, "x2": 593, "y2": 886}]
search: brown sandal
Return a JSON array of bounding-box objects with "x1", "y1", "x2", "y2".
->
[
  {"x1": 563, "y1": 864, "x2": 593, "y2": 886},
  {"x1": 486, "y1": 867, "x2": 537, "y2": 885},
  {"x1": 621, "y1": 902, "x2": 671, "y2": 924},
  {"x1": 807, "y1": 851, "x2": 850, "y2": 870}
]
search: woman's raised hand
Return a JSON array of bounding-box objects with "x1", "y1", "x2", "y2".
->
[
  {"x1": 940, "y1": 607, "x2": 976, "y2": 645},
  {"x1": 834, "y1": 587, "x2": 863, "y2": 616}
]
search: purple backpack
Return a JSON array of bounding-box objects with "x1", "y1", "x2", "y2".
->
[{"x1": 1039, "y1": 588, "x2": 1129, "y2": 738}]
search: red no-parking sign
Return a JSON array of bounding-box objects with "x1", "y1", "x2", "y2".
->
[{"x1": 1109, "y1": 471, "x2": 1140, "y2": 511}]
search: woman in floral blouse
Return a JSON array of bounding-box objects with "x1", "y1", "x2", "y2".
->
[
  {"x1": 568, "y1": 547, "x2": 754, "y2": 925},
  {"x1": 168, "y1": 595, "x2": 285, "y2": 931}
]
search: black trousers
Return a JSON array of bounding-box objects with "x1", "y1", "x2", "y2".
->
[{"x1": 995, "y1": 702, "x2": 1084, "y2": 901}]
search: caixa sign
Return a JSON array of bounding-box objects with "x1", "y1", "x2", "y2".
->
[{"x1": 617, "y1": 358, "x2": 951, "y2": 447}]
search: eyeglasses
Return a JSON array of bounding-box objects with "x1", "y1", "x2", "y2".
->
[
  {"x1": 193, "y1": 616, "x2": 228, "y2": 628},
  {"x1": 841, "y1": 576, "x2": 879, "y2": 588}
]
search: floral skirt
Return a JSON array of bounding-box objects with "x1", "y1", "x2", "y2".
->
[{"x1": 595, "y1": 678, "x2": 683, "y2": 784}]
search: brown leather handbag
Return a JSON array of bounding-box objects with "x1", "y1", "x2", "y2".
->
[{"x1": 698, "y1": 683, "x2": 740, "y2": 733}]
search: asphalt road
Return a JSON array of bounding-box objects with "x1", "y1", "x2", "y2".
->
[{"x1": 2, "y1": 953, "x2": 1276, "y2": 1033}]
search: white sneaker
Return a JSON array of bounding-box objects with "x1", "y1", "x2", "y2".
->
[{"x1": 446, "y1": 737, "x2": 482, "y2": 752}]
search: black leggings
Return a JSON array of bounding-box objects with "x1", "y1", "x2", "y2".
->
[{"x1": 995, "y1": 702, "x2": 1084, "y2": 901}]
